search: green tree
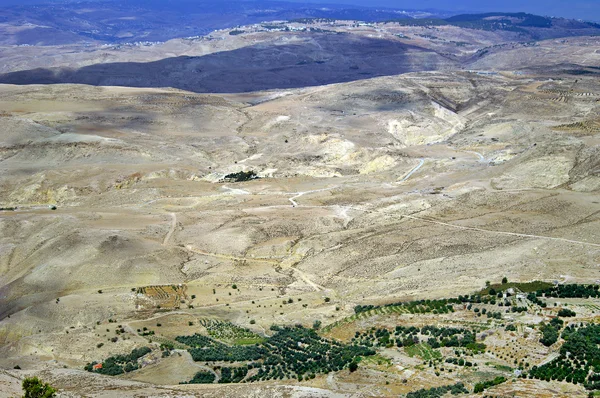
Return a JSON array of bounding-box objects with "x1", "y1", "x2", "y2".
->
[
  {"x1": 349, "y1": 361, "x2": 358, "y2": 372},
  {"x1": 22, "y1": 377, "x2": 56, "y2": 398},
  {"x1": 502, "y1": 277, "x2": 508, "y2": 284}
]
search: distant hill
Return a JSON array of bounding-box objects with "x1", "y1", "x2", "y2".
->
[
  {"x1": 0, "y1": 0, "x2": 448, "y2": 45},
  {"x1": 392, "y1": 12, "x2": 600, "y2": 40}
]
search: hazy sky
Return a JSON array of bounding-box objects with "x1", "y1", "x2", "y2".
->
[{"x1": 3, "y1": 0, "x2": 599, "y2": 21}]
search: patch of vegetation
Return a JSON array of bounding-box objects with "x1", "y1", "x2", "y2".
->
[
  {"x1": 539, "y1": 318, "x2": 564, "y2": 347},
  {"x1": 175, "y1": 334, "x2": 266, "y2": 362},
  {"x1": 558, "y1": 308, "x2": 576, "y2": 317},
  {"x1": 474, "y1": 376, "x2": 506, "y2": 393},
  {"x1": 537, "y1": 283, "x2": 600, "y2": 299},
  {"x1": 528, "y1": 324, "x2": 600, "y2": 390},
  {"x1": 200, "y1": 319, "x2": 264, "y2": 345},
  {"x1": 177, "y1": 325, "x2": 375, "y2": 383},
  {"x1": 84, "y1": 347, "x2": 152, "y2": 376},
  {"x1": 405, "y1": 343, "x2": 442, "y2": 361},
  {"x1": 354, "y1": 298, "x2": 457, "y2": 315},
  {"x1": 360, "y1": 354, "x2": 392, "y2": 367},
  {"x1": 527, "y1": 292, "x2": 547, "y2": 307},
  {"x1": 480, "y1": 281, "x2": 553, "y2": 295},
  {"x1": 22, "y1": 377, "x2": 56, "y2": 398},
  {"x1": 492, "y1": 364, "x2": 514, "y2": 372},
  {"x1": 353, "y1": 325, "x2": 480, "y2": 353},
  {"x1": 466, "y1": 342, "x2": 487, "y2": 354},
  {"x1": 219, "y1": 366, "x2": 248, "y2": 383},
  {"x1": 445, "y1": 357, "x2": 474, "y2": 367},
  {"x1": 223, "y1": 170, "x2": 258, "y2": 182},
  {"x1": 406, "y1": 382, "x2": 469, "y2": 397},
  {"x1": 181, "y1": 371, "x2": 215, "y2": 384},
  {"x1": 229, "y1": 29, "x2": 245, "y2": 35}
]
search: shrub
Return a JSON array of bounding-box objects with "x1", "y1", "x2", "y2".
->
[
  {"x1": 223, "y1": 171, "x2": 257, "y2": 182},
  {"x1": 558, "y1": 308, "x2": 576, "y2": 317},
  {"x1": 540, "y1": 323, "x2": 560, "y2": 347},
  {"x1": 22, "y1": 377, "x2": 56, "y2": 398}
]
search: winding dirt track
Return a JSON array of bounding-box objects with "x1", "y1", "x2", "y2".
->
[
  {"x1": 398, "y1": 158, "x2": 425, "y2": 183},
  {"x1": 399, "y1": 214, "x2": 600, "y2": 248},
  {"x1": 162, "y1": 213, "x2": 177, "y2": 245}
]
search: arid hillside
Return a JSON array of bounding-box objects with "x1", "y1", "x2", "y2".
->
[{"x1": 1, "y1": 14, "x2": 600, "y2": 398}]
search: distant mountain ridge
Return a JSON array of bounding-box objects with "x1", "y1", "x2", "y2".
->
[
  {"x1": 0, "y1": 0, "x2": 449, "y2": 45},
  {"x1": 394, "y1": 12, "x2": 600, "y2": 30}
]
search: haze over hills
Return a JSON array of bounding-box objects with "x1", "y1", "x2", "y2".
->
[
  {"x1": 1, "y1": 12, "x2": 599, "y2": 92},
  {"x1": 0, "y1": 0, "x2": 450, "y2": 45},
  {"x1": 1, "y1": 1, "x2": 600, "y2": 397}
]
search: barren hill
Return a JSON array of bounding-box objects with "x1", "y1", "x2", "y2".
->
[{"x1": 1, "y1": 11, "x2": 600, "y2": 398}]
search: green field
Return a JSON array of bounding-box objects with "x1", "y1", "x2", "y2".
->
[{"x1": 405, "y1": 343, "x2": 442, "y2": 361}]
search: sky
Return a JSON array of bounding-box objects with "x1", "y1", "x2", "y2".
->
[{"x1": 2, "y1": 0, "x2": 599, "y2": 21}]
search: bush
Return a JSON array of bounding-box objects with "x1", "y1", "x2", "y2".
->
[
  {"x1": 540, "y1": 323, "x2": 560, "y2": 347},
  {"x1": 558, "y1": 308, "x2": 576, "y2": 317},
  {"x1": 22, "y1": 377, "x2": 56, "y2": 398},
  {"x1": 223, "y1": 172, "x2": 257, "y2": 182}
]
